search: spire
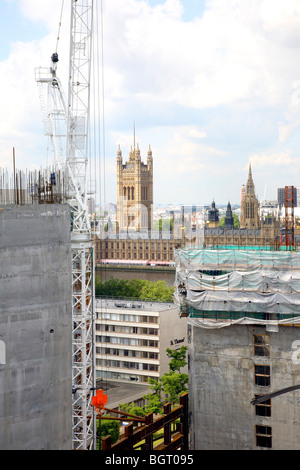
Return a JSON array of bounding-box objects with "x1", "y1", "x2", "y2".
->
[
  {"x1": 129, "y1": 145, "x2": 134, "y2": 160},
  {"x1": 246, "y1": 163, "x2": 255, "y2": 195},
  {"x1": 224, "y1": 200, "x2": 234, "y2": 230},
  {"x1": 117, "y1": 144, "x2": 122, "y2": 162},
  {"x1": 135, "y1": 142, "x2": 141, "y2": 160}
]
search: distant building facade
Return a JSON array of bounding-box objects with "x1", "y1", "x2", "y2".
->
[
  {"x1": 95, "y1": 298, "x2": 187, "y2": 384},
  {"x1": 94, "y1": 145, "x2": 195, "y2": 264},
  {"x1": 94, "y1": 157, "x2": 284, "y2": 266},
  {"x1": 277, "y1": 187, "x2": 297, "y2": 208},
  {"x1": 204, "y1": 166, "x2": 281, "y2": 248},
  {"x1": 117, "y1": 144, "x2": 153, "y2": 232}
]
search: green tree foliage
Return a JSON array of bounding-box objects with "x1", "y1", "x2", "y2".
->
[
  {"x1": 95, "y1": 276, "x2": 174, "y2": 302},
  {"x1": 98, "y1": 419, "x2": 120, "y2": 446},
  {"x1": 153, "y1": 218, "x2": 174, "y2": 232},
  {"x1": 119, "y1": 346, "x2": 188, "y2": 416},
  {"x1": 166, "y1": 346, "x2": 188, "y2": 372},
  {"x1": 143, "y1": 346, "x2": 188, "y2": 407},
  {"x1": 219, "y1": 213, "x2": 240, "y2": 228},
  {"x1": 139, "y1": 280, "x2": 174, "y2": 302},
  {"x1": 160, "y1": 371, "x2": 189, "y2": 405},
  {"x1": 119, "y1": 402, "x2": 147, "y2": 417}
]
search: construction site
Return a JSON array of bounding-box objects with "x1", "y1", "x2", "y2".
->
[{"x1": 2, "y1": 0, "x2": 300, "y2": 453}]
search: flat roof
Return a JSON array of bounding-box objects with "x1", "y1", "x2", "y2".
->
[
  {"x1": 96, "y1": 297, "x2": 176, "y2": 312},
  {"x1": 96, "y1": 379, "x2": 150, "y2": 410}
]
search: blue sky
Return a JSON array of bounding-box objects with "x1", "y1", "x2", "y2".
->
[
  {"x1": 0, "y1": 1, "x2": 45, "y2": 60},
  {"x1": 1, "y1": 0, "x2": 300, "y2": 206},
  {"x1": 148, "y1": 0, "x2": 205, "y2": 21}
]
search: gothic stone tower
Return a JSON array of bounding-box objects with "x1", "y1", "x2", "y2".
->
[
  {"x1": 240, "y1": 165, "x2": 260, "y2": 229},
  {"x1": 117, "y1": 144, "x2": 153, "y2": 231}
]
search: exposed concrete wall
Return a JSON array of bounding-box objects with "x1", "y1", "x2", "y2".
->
[
  {"x1": 189, "y1": 323, "x2": 300, "y2": 450},
  {"x1": 0, "y1": 205, "x2": 72, "y2": 450}
]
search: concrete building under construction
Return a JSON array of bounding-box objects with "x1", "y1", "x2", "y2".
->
[
  {"x1": 0, "y1": 171, "x2": 73, "y2": 450},
  {"x1": 174, "y1": 247, "x2": 300, "y2": 450}
]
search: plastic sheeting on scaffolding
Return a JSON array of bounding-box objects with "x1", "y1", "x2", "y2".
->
[
  {"x1": 175, "y1": 247, "x2": 300, "y2": 271},
  {"x1": 174, "y1": 248, "x2": 300, "y2": 327},
  {"x1": 187, "y1": 315, "x2": 300, "y2": 329}
]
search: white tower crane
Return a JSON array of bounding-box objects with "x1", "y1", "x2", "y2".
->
[
  {"x1": 67, "y1": 0, "x2": 95, "y2": 451},
  {"x1": 35, "y1": 0, "x2": 96, "y2": 450},
  {"x1": 35, "y1": 53, "x2": 67, "y2": 168}
]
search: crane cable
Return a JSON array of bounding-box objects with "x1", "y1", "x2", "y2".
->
[
  {"x1": 91, "y1": 0, "x2": 109, "y2": 394},
  {"x1": 55, "y1": 0, "x2": 65, "y2": 54}
]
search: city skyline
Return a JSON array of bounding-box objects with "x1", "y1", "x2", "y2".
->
[{"x1": 1, "y1": 0, "x2": 300, "y2": 205}]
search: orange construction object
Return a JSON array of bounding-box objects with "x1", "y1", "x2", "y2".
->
[{"x1": 92, "y1": 389, "x2": 108, "y2": 415}]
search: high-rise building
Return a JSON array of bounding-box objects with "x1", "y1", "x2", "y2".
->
[{"x1": 277, "y1": 187, "x2": 297, "y2": 209}]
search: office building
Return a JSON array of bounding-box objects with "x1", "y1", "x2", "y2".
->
[{"x1": 95, "y1": 298, "x2": 187, "y2": 384}]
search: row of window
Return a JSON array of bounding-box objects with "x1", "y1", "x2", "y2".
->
[
  {"x1": 96, "y1": 358, "x2": 159, "y2": 372},
  {"x1": 253, "y1": 334, "x2": 272, "y2": 449},
  {"x1": 97, "y1": 324, "x2": 158, "y2": 336},
  {"x1": 102, "y1": 242, "x2": 175, "y2": 250},
  {"x1": 122, "y1": 186, "x2": 150, "y2": 202},
  {"x1": 96, "y1": 335, "x2": 158, "y2": 348},
  {"x1": 100, "y1": 252, "x2": 173, "y2": 261},
  {"x1": 97, "y1": 312, "x2": 158, "y2": 324},
  {"x1": 97, "y1": 370, "x2": 150, "y2": 383},
  {"x1": 96, "y1": 346, "x2": 158, "y2": 360}
]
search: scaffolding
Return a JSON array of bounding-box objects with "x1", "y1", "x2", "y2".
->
[{"x1": 174, "y1": 247, "x2": 300, "y2": 328}]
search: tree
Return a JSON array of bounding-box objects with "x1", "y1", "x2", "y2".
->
[
  {"x1": 97, "y1": 419, "x2": 120, "y2": 448},
  {"x1": 219, "y1": 213, "x2": 240, "y2": 228},
  {"x1": 166, "y1": 346, "x2": 187, "y2": 372},
  {"x1": 95, "y1": 277, "x2": 174, "y2": 302},
  {"x1": 119, "y1": 402, "x2": 146, "y2": 417},
  {"x1": 160, "y1": 371, "x2": 189, "y2": 405},
  {"x1": 140, "y1": 280, "x2": 174, "y2": 302},
  {"x1": 119, "y1": 346, "x2": 188, "y2": 415},
  {"x1": 159, "y1": 346, "x2": 188, "y2": 405},
  {"x1": 153, "y1": 218, "x2": 174, "y2": 232}
]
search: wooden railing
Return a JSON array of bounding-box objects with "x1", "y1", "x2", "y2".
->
[{"x1": 101, "y1": 393, "x2": 188, "y2": 451}]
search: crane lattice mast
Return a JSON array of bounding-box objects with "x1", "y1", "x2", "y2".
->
[{"x1": 67, "y1": 0, "x2": 95, "y2": 451}]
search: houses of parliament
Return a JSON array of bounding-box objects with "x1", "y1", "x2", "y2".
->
[{"x1": 94, "y1": 145, "x2": 282, "y2": 265}]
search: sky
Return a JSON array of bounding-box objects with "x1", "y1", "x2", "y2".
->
[{"x1": 1, "y1": 0, "x2": 300, "y2": 206}]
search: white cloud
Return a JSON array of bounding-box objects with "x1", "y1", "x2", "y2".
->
[
  {"x1": 1, "y1": 0, "x2": 300, "y2": 203},
  {"x1": 249, "y1": 150, "x2": 300, "y2": 168}
]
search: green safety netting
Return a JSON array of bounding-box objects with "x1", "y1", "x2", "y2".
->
[{"x1": 174, "y1": 248, "x2": 300, "y2": 326}]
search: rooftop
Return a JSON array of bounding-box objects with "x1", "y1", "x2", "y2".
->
[{"x1": 96, "y1": 297, "x2": 176, "y2": 312}]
